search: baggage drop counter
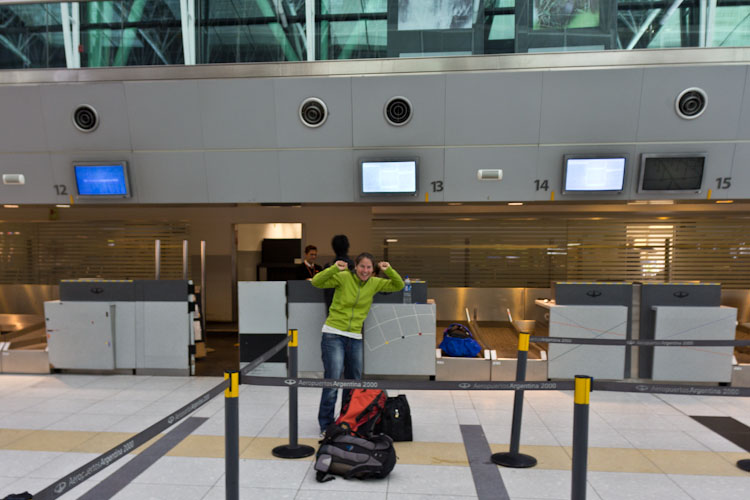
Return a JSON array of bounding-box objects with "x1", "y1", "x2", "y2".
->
[
  {"x1": 284, "y1": 280, "x2": 436, "y2": 377},
  {"x1": 640, "y1": 283, "x2": 737, "y2": 383},
  {"x1": 539, "y1": 282, "x2": 634, "y2": 380}
]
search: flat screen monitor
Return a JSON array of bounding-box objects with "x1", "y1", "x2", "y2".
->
[
  {"x1": 638, "y1": 154, "x2": 706, "y2": 193},
  {"x1": 74, "y1": 162, "x2": 131, "y2": 198},
  {"x1": 360, "y1": 159, "x2": 418, "y2": 196},
  {"x1": 562, "y1": 156, "x2": 626, "y2": 193}
]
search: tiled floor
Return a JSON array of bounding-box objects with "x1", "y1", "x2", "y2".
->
[{"x1": 0, "y1": 373, "x2": 748, "y2": 499}]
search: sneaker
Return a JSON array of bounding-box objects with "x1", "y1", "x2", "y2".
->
[{"x1": 319, "y1": 430, "x2": 326, "y2": 439}]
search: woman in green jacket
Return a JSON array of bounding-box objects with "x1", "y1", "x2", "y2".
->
[{"x1": 311, "y1": 252, "x2": 404, "y2": 433}]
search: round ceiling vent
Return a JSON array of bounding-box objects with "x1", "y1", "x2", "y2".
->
[
  {"x1": 675, "y1": 88, "x2": 707, "y2": 120},
  {"x1": 299, "y1": 97, "x2": 328, "y2": 128},
  {"x1": 384, "y1": 96, "x2": 412, "y2": 126},
  {"x1": 72, "y1": 104, "x2": 99, "y2": 132}
]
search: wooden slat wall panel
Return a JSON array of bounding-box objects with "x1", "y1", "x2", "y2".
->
[
  {"x1": 373, "y1": 216, "x2": 750, "y2": 289},
  {"x1": 0, "y1": 221, "x2": 190, "y2": 284}
]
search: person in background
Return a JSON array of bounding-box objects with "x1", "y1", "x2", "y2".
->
[
  {"x1": 311, "y1": 252, "x2": 404, "y2": 434},
  {"x1": 297, "y1": 244, "x2": 322, "y2": 280},
  {"x1": 324, "y1": 234, "x2": 355, "y2": 311}
]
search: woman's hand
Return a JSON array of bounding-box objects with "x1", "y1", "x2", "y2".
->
[
  {"x1": 378, "y1": 261, "x2": 390, "y2": 270},
  {"x1": 335, "y1": 260, "x2": 348, "y2": 271}
]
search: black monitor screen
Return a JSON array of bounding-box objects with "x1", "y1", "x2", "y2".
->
[
  {"x1": 639, "y1": 155, "x2": 705, "y2": 192},
  {"x1": 74, "y1": 163, "x2": 131, "y2": 198}
]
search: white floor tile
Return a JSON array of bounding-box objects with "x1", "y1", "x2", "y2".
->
[
  {"x1": 618, "y1": 429, "x2": 710, "y2": 451},
  {"x1": 45, "y1": 412, "x2": 126, "y2": 432},
  {"x1": 201, "y1": 485, "x2": 297, "y2": 500},
  {"x1": 0, "y1": 450, "x2": 62, "y2": 477},
  {"x1": 237, "y1": 458, "x2": 311, "y2": 489},
  {"x1": 667, "y1": 474, "x2": 750, "y2": 500},
  {"x1": 132, "y1": 456, "x2": 225, "y2": 486},
  {"x1": 0, "y1": 411, "x2": 71, "y2": 430},
  {"x1": 683, "y1": 430, "x2": 746, "y2": 453},
  {"x1": 386, "y1": 464, "x2": 475, "y2": 496},
  {"x1": 297, "y1": 491, "x2": 386, "y2": 500},
  {"x1": 110, "y1": 482, "x2": 211, "y2": 500},
  {"x1": 498, "y1": 468, "x2": 598, "y2": 499},
  {"x1": 587, "y1": 471, "x2": 694, "y2": 500}
]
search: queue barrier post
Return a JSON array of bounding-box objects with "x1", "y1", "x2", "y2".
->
[
  {"x1": 272, "y1": 329, "x2": 315, "y2": 459},
  {"x1": 571, "y1": 375, "x2": 592, "y2": 500},
  {"x1": 491, "y1": 331, "x2": 538, "y2": 468},
  {"x1": 738, "y1": 459, "x2": 750, "y2": 472},
  {"x1": 224, "y1": 370, "x2": 240, "y2": 500}
]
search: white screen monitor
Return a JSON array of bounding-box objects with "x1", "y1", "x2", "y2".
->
[
  {"x1": 73, "y1": 162, "x2": 131, "y2": 198},
  {"x1": 562, "y1": 156, "x2": 626, "y2": 193},
  {"x1": 360, "y1": 159, "x2": 418, "y2": 196}
]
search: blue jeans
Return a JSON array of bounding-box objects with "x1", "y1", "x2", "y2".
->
[{"x1": 318, "y1": 333, "x2": 363, "y2": 432}]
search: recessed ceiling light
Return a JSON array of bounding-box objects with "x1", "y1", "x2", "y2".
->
[
  {"x1": 716, "y1": 200, "x2": 734, "y2": 204},
  {"x1": 3, "y1": 204, "x2": 19, "y2": 208},
  {"x1": 56, "y1": 204, "x2": 71, "y2": 208},
  {"x1": 508, "y1": 202, "x2": 523, "y2": 206}
]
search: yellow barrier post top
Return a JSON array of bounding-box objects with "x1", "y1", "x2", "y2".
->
[
  {"x1": 289, "y1": 329, "x2": 298, "y2": 347},
  {"x1": 517, "y1": 332, "x2": 530, "y2": 352},
  {"x1": 574, "y1": 375, "x2": 592, "y2": 405},
  {"x1": 224, "y1": 371, "x2": 239, "y2": 398}
]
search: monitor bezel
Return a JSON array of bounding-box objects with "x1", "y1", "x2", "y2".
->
[
  {"x1": 359, "y1": 157, "x2": 419, "y2": 197},
  {"x1": 637, "y1": 153, "x2": 707, "y2": 194},
  {"x1": 561, "y1": 154, "x2": 627, "y2": 194},
  {"x1": 73, "y1": 161, "x2": 132, "y2": 199}
]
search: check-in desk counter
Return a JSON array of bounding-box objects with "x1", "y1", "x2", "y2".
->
[
  {"x1": 238, "y1": 280, "x2": 435, "y2": 377},
  {"x1": 536, "y1": 300, "x2": 628, "y2": 380},
  {"x1": 45, "y1": 280, "x2": 192, "y2": 375},
  {"x1": 651, "y1": 306, "x2": 736, "y2": 382},
  {"x1": 639, "y1": 283, "x2": 736, "y2": 382}
]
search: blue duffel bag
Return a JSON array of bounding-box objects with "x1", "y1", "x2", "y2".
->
[{"x1": 439, "y1": 323, "x2": 482, "y2": 358}]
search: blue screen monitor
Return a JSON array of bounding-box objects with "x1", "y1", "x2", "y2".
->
[
  {"x1": 74, "y1": 162, "x2": 131, "y2": 198},
  {"x1": 562, "y1": 155, "x2": 626, "y2": 194},
  {"x1": 360, "y1": 158, "x2": 418, "y2": 196}
]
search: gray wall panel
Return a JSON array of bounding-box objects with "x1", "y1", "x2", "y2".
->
[
  {"x1": 205, "y1": 151, "x2": 280, "y2": 202},
  {"x1": 445, "y1": 72, "x2": 542, "y2": 145},
  {"x1": 40, "y1": 83, "x2": 132, "y2": 151},
  {"x1": 736, "y1": 67, "x2": 750, "y2": 139},
  {"x1": 274, "y1": 77, "x2": 352, "y2": 148},
  {"x1": 444, "y1": 147, "x2": 537, "y2": 201},
  {"x1": 354, "y1": 147, "x2": 445, "y2": 202},
  {"x1": 132, "y1": 152, "x2": 208, "y2": 203},
  {"x1": 632, "y1": 142, "x2": 735, "y2": 200},
  {"x1": 279, "y1": 149, "x2": 355, "y2": 202},
  {"x1": 49, "y1": 151, "x2": 137, "y2": 204},
  {"x1": 638, "y1": 66, "x2": 746, "y2": 142},
  {"x1": 0, "y1": 86, "x2": 47, "y2": 152},
  {"x1": 729, "y1": 143, "x2": 750, "y2": 199},
  {"x1": 199, "y1": 79, "x2": 278, "y2": 149},
  {"x1": 540, "y1": 68, "x2": 642, "y2": 144},
  {"x1": 536, "y1": 145, "x2": 637, "y2": 201},
  {"x1": 125, "y1": 81, "x2": 203, "y2": 150},
  {"x1": 352, "y1": 75, "x2": 446, "y2": 147},
  {"x1": 0, "y1": 153, "x2": 55, "y2": 204}
]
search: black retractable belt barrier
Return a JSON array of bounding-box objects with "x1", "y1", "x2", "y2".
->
[
  {"x1": 224, "y1": 370, "x2": 240, "y2": 500},
  {"x1": 492, "y1": 332, "x2": 538, "y2": 468},
  {"x1": 530, "y1": 336, "x2": 750, "y2": 347},
  {"x1": 272, "y1": 329, "x2": 315, "y2": 459},
  {"x1": 33, "y1": 378, "x2": 229, "y2": 500},
  {"x1": 571, "y1": 375, "x2": 592, "y2": 500}
]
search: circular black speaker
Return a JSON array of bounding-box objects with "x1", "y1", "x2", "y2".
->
[
  {"x1": 72, "y1": 105, "x2": 99, "y2": 132},
  {"x1": 384, "y1": 96, "x2": 412, "y2": 126},
  {"x1": 675, "y1": 88, "x2": 707, "y2": 120},
  {"x1": 299, "y1": 97, "x2": 328, "y2": 128}
]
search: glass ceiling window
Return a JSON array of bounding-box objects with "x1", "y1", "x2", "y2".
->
[{"x1": 4, "y1": 0, "x2": 750, "y2": 69}]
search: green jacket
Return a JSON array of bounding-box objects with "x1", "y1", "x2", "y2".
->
[{"x1": 311, "y1": 264, "x2": 404, "y2": 334}]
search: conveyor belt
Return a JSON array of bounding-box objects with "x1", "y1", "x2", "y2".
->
[
  {"x1": 737, "y1": 329, "x2": 750, "y2": 364},
  {"x1": 437, "y1": 321, "x2": 547, "y2": 360}
]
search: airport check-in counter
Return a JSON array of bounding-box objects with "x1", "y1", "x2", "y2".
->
[
  {"x1": 640, "y1": 283, "x2": 737, "y2": 383},
  {"x1": 44, "y1": 280, "x2": 192, "y2": 375},
  {"x1": 239, "y1": 280, "x2": 435, "y2": 377},
  {"x1": 538, "y1": 282, "x2": 633, "y2": 380}
]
